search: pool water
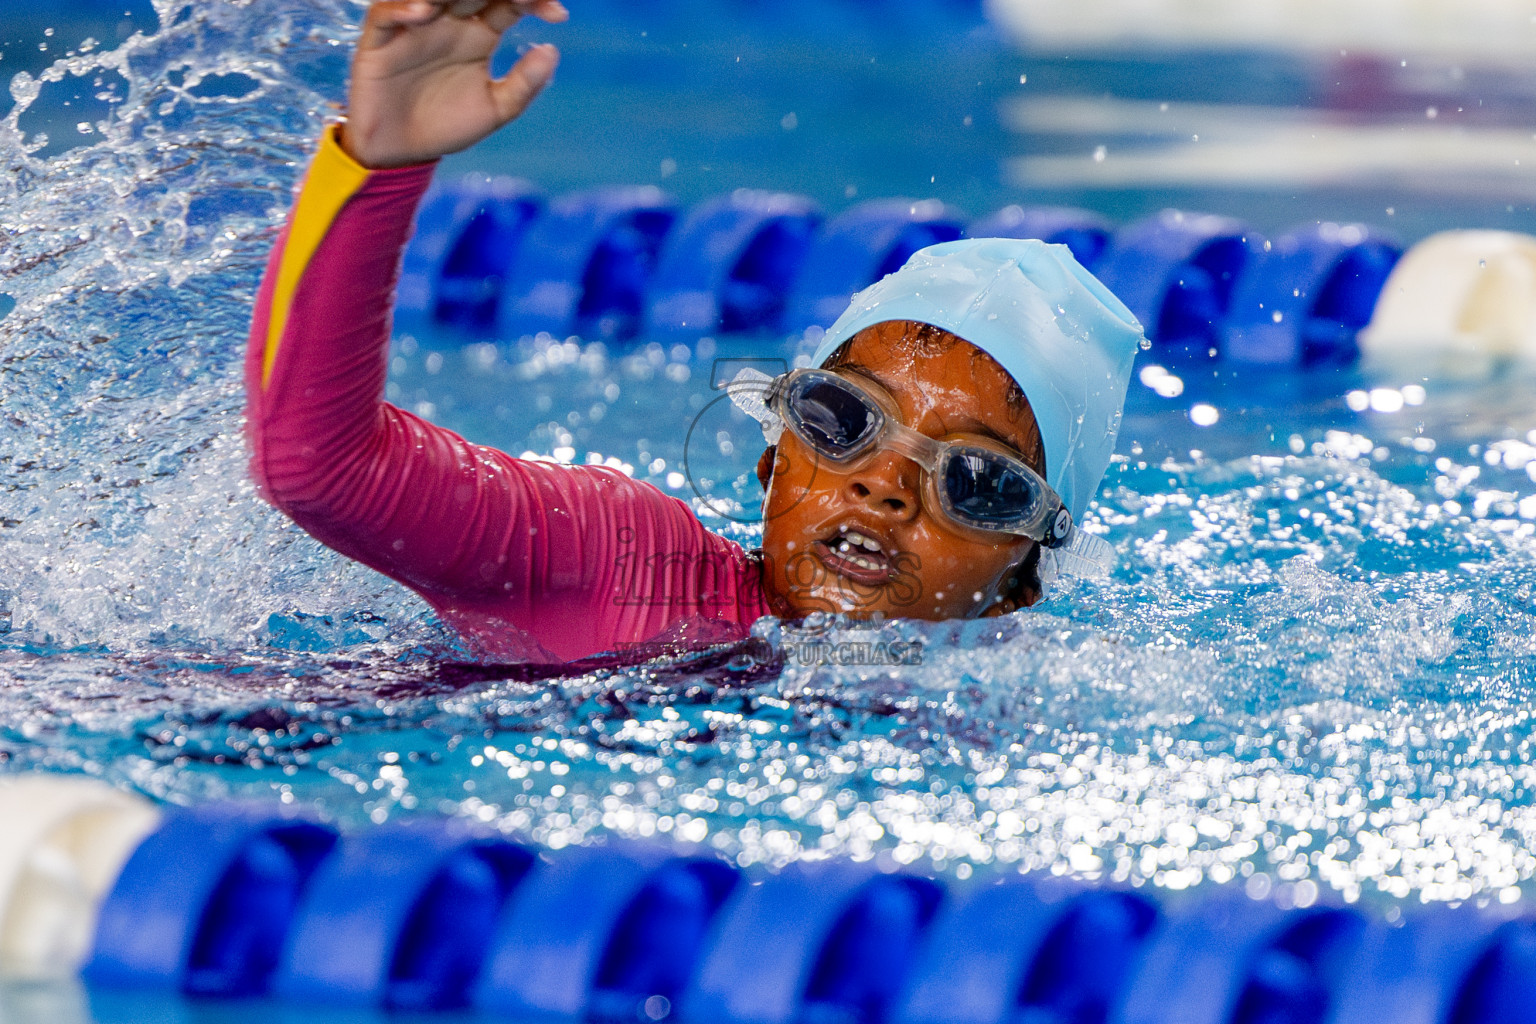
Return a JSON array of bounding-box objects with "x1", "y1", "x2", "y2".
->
[{"x1": 2, "y1": 0, "x2": 1536, "y2": 916}]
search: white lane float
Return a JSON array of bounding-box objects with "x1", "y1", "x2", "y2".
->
[
  {"x1": 1360, "y1": 230, "x2": 1536, "y2": 368},
  {"x1": 984, "y1": 0, "x2": 1536, "y2": 57},
  {"x1": 0, "y1": 775, "x2": 160, "y2": 980}
]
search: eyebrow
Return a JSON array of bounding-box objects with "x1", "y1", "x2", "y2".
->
[{"x1": 833, "y1": 361, "x2": 1028, "y2": 452}]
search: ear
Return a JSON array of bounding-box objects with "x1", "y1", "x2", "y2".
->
[
  {"x1": 980, "y1": 541, "x2": 1042, "y2": 616},
  {"x1": 756, "y1": 445, "x2": 778, "y2": 490}
]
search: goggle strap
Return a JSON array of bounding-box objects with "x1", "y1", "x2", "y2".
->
[
  {"x1": 725, "y1": 367, "x2": 783, "y2": 445},
  {"x1": 1045, "y1": 528, "x2": 1116, "y2": 580}
]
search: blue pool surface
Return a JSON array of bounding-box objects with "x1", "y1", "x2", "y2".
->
[{"x1": 3, "y1": 8, "x2": 1536, "y2": 1010}]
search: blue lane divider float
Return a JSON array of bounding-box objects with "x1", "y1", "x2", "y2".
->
[
  {"x1": 646, "y1": 189, "x2": 823, "y2": 337},
  {"x1": 967, "y1": 204, "x2": 1113, "y2": 272},
  {"x1": 1092, "y1": 209, "x2": 1260, "y2": 361},
  {"x1": 1112, "y1": 892, "x2": 1362, "y2": 1024},
  {"x1": 1223, "y1": 222, "x2": 1403, "y2": 367},
  {"x1": 67, "y1": 803, "x2": 1536, "y2": 1024},
  {"x1": 496, "y1": 186, "x2": 678, "y2": 342},
  {"x1": 84, "y1": 807, "x2": 336, "y2": 996},
  {"x1": 274, "y1": 823, "x2": 533, "y2": 1010},
  {"x1": 893, "y1": 879, "x2": 1156, "y2": 1024},
  {"x1": 398, "y1": 174, "x2": 542, "y2": 330},
  {"x1": 1328, "y1": 911, "x2": 1536, "y2": 1024},
  {"x1": 783, "y1": 198, "x2": 966, "y2": 332},
  {"x1": 478, "y1": 845, "x2": 737, "y2": 1020},
  {"x1": 684, "y1": 863, "x2": 943, "y2": 1024}
]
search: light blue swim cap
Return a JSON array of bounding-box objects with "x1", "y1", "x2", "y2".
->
[{"x1": 810, "y1": 238, "x2": 1144, "y2": 526}]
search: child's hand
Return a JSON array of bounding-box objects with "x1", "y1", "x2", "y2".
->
[{"x1": 339, "y1": 0, "x2": 568, "y2": 168}]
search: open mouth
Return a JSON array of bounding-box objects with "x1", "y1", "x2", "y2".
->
[{"x1": 813, "y1": 526, "x2": 897, "y2": 585}]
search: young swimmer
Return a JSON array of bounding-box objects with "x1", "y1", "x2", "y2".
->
[{"x1": 244, "y1": 0, "x2": 1144, "y2": 662}]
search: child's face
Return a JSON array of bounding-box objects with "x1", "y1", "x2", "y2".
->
[{"x1": 758, "y1": 322, "x2": 1043, "y2": 621}]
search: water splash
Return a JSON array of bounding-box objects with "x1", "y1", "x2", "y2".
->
[
  {"x1": 2, "y1": 2, "x2": 1536, "y2": 906},
  {"x1": 0, "y1": 0, "x2": 429, "y2": 650}
]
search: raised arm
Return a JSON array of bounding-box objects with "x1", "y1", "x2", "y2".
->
[{"x1": 244, "y1": 0, "x2": 769, "y2": 661}]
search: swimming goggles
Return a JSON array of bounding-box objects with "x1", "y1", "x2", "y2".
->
[{"x1": 728, "y1": 366, "x2": 1078, "y2": 546}]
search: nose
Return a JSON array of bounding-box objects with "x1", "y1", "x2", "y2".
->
[{"x1": 843, "y1": 451, "x2": 920, "y2": 521}]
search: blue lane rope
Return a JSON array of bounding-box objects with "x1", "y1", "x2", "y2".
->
[
  {"x1": 894, "y1": 882, "x2": 1156, "y2": 1024},
  {"x1": 400, "y1": 180, "x2": 1398, "y2": 367},
  {"x1": 1224, "y1": 223, "x2": 1402, "y2": 367},
  {"x1": 1092, "y1": 210, "x2": 1257, "y2": 363},
  {"x1": 84, "y1": 807, "x2": 337, "y2": 996},
  {"x1": 273, "y1": 823, "x2": 534, "y2": 1010},
  {"x1": 643, "y1": 189, "x2": 823, "y2": 338},
  {"x1": 71, "y1": 804, "x2": 1536, "y2": 1024},
  {"x1": 684, "y1": 863, "x2": 943, "y2": 1024}
]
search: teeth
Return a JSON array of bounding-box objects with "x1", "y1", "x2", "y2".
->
[
  {"x1": 833, "y1": 537, "x2": 884, "y2": 571},
  {"x1": 837, "y1": 550, "x2": 881, "y2": 571},
  {"x1": 838, "y1": 529, "x2": 882, "y2": 554}
]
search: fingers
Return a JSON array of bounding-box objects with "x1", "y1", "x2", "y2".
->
[
  {"x1": 359, "y1": 0, "x2": 441, "y2": 49},
  {"x1": 529, "y1": 0, "x2": 570, "y2": 24},
  {"x1": 443, "y1": 0, "x2": 568, "y2": 27},
  {"x1": 360, "y1": 0, "x2": 562, "y2": 43},
  {"x1": 488, "y1": 42, "x2": 560, "y2": 126},
  {"x1": 480, "y1": 0, "x2": 568, "y2": 33}
]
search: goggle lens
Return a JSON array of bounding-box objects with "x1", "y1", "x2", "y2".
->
[
  {"x1": 944, "y1": 452, "x2": 1036, "y2": 526},
  {"x1": 786, "y1": 376, "x2": 880, "y2": 456}
]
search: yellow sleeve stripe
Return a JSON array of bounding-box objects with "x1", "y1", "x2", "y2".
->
[{"x1": 262, "y1": 124, "x2": 372, "y2": 389}]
